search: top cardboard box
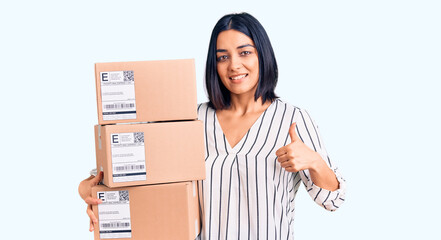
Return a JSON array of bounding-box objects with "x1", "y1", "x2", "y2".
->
[{"x1": 95, "y1": 59, "x2": 197, "y2": 125}]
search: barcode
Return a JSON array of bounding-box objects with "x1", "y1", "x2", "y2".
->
[
  {"x1": 101, "y1": 222, "x2": 130, "y2": 229},
  {"x1": 104, "y1": 103, "x2": 135, "y2": 110},
  {"x1": 119, "y1": 190, "x2": 129, "y2": 201},
  {"x1": 134, "y1": 132, "x2": 144, "y2": 143},
  {"x1": 114, "y1": 164, "x2": 145, "y2": 172},
  {"x1": 123, "y1": 71, "x2": 134, "y2": 82}
]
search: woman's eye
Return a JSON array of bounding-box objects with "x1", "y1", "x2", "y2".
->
[
  {"x1": 241, "y1": 51, "x2": 251, "y2": 56},
  {"x1": 217, "y1": 55, "x2": 228, "y2": 62}
]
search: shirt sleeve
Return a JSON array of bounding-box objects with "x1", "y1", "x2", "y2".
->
[{"x1": 295, "y1": 108, "x2": 347, "y2": 211}]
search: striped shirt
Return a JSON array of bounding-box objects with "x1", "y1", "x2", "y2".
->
[{"x1": 196, "y1": 99, "x2": 346, "y2": 240}]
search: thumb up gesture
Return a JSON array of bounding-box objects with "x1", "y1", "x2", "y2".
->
[{"x1": 275, "y1": 122, "x2": 321, "y2": 172}]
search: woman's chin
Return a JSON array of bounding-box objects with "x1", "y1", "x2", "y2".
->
[{"x1": 227, "y1": 86, "x2": 257, "y2": 97}]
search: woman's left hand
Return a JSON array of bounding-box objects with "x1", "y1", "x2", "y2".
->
[{"x1": 275, "y1": 122, "x2": 321, "y2": 172}]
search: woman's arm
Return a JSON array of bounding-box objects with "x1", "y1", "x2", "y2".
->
[{"x1": 276, "y1": 108, "x2": 346, "y2": 211}]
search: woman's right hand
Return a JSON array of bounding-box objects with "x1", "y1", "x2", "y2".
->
[{"x1": 78, "y1": 171, "x2": 103, "y2": 232}]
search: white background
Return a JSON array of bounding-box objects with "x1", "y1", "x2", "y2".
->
[{"x1": 1, "y1": 0, "x2": 440, "y2": 239}]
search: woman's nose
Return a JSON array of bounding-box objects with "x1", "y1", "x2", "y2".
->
[{"x1": 228, "y1": 55, "x2": 242, "y2": 70}]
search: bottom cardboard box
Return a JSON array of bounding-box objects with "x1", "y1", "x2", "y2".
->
[{"x1": 92, "y1": 181, "x2": 200, "y2": 240}]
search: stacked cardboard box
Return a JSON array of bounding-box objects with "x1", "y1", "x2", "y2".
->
[{"x1": 91, "y1": 59, "x2": 205, "y2": 240}]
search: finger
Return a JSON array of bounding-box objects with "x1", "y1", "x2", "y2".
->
[
  {"x1": 280, "y1": 161, "x2": 293, "y2": 168},
  {"x1": 87, "y1": 205, "x2": 98, "y2": 224},
  {"x1": 285, "y1": 166, "x2": 296, "y2": 172},
  {"x1": 289, "y1": 122, "x2": 301, "y2": 143},
  {"x1": 277, "y1": 155, "x2": 289, "y2": 163},
  {"x1": 90, "y1": 219, "x2": 94, "y2": 232},
  {"x1": 275, "y1": 146, "x2": 288, "y2": 157},
  {"x1": 85, "y1": 196, "x2": 103, "y2": 205},
  {"x1": 90, "y1": 171, "x2": 103, "y2": 185}
]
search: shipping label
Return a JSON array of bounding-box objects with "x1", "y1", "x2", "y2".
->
[
  {"x1": 100, "y1": 71, "x2": 136, "y2": 121},
  {"x1": 110, "y1": 132, "x2": 147, "y2": 183},
  {"x1": 97, "y1": 190, "x2": 132, "y2": 239}
]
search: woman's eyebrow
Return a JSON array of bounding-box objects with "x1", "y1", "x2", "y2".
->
[
  {"x1": 216, "y1": 44, "x2": 255, "y2": 53},
  {"x1": 237, "y1": 44, "x2": 255, "y2": 49}
]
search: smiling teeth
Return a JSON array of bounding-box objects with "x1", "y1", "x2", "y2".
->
[{"x1": 230, "y1": 74, "x2": 247, "y2": 80}]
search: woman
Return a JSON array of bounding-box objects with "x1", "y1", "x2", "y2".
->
[{"x1": 79, "y1": 12, "x2": 346, "y2": 239}]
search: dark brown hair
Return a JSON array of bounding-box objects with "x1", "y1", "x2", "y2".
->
[{"x1": 205, "y1": 12, "x2": 279, "y2": 110}]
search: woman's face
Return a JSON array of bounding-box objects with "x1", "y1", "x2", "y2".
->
[{"x1": 216, "y1": 29, "x2": 259, "y2": 97}]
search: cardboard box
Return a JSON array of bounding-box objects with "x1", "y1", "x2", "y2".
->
[
  {"x1": 95, "y1": 120, "x2": 205, "y2": 188},
  {"x1": 95, "y1": 59, "x2": 197, "y2": 125},
  {"x1": 92, "y1": 181, "x2": 200, "y2": 240}
]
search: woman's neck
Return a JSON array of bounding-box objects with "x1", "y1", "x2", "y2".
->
[{"x1": 227, "y1": 94, "x2": 270, "y2": 116}]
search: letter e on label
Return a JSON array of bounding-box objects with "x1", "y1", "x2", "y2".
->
[
  {"x1": 101, "y1": 72, "x2": 108, "y2": 82},
  {"x1": 111, "y1": 134, "x2": 119, "y2": 144},
  {"x1": 98, "y1": 192, "x2": 105, "y2": 202}
]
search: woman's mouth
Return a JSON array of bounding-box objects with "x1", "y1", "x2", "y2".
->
[{"x1": 229, "y1": 74, "x2": 248, "y2": 83}]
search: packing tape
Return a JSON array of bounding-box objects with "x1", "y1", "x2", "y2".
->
[
  {"x1": 98, "y1": 125, "x2": 102, "y2": 150},
  {"x1": 195, "y1": 219, "x2": 199, "y2": 238}
]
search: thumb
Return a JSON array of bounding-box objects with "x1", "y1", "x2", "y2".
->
[
  {"x1": 91, "y1": 171, "x2": 103, "y2": 185},
  {"x1": 289, "y1": 122, "x2": 300, "y2": 142}
]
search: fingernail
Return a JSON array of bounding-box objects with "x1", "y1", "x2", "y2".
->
[{"x1": 97, "y1": 199, "x2": 103, "y2": 204}]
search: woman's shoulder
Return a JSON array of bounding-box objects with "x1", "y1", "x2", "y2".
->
[
  {"x1": 197, "y1": 102, "x2": 213, "y2": 112},
  {"x1": 274, "y1": 98, "x2": 303, "y2": 112},
  {"x1": 197, "y1": 102, "x2": 209, "y2": 109},
  {"x1": 196, "y1": 102, "x2": 215, "y2": 119},
  {"x1": 275, "y1": 99, "x2": 321, "y2": 127}
]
